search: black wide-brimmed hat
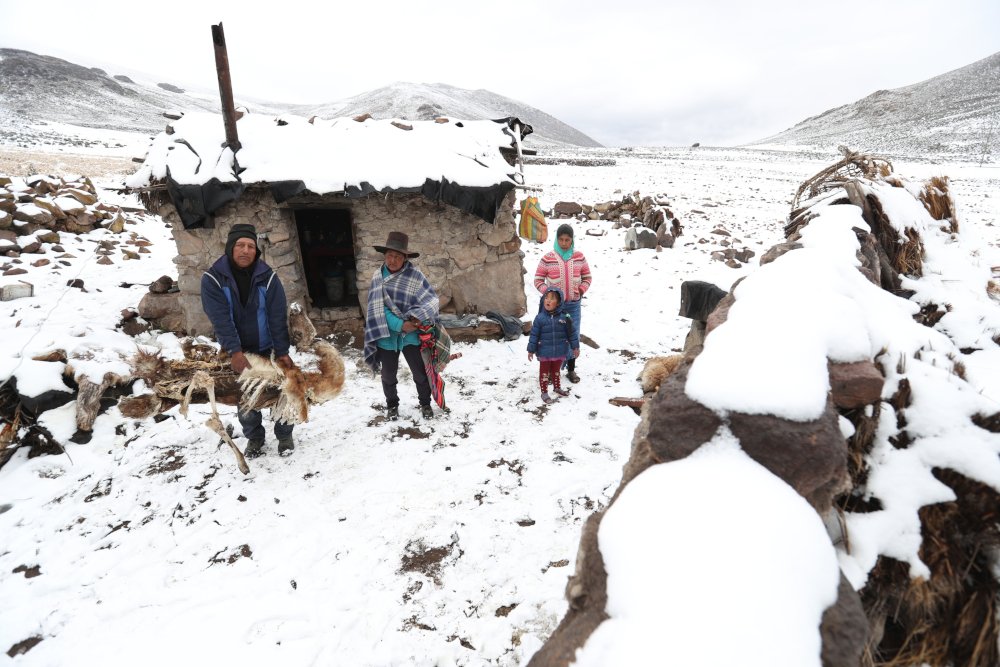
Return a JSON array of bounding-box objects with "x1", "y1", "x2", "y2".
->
[{"x1": 373, "y1": 231, "x2": 419, "y2": 258}]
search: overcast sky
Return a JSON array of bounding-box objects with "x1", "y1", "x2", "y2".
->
[{"x1": 2, "y1": 0, "x2": 998, "y2": 147}]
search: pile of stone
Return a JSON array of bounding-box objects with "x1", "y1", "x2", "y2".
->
[
  {"x1": 549, "y1": 191, "x2": 676, "y2": 227},
  {"x1": 702, "y1": 225, "x2": 756, "y2": 268},
  {"x1": 545, "y1": 191, "x2": 684, "y2": 251},
  {"x1": 0, "y1": 173, "x2": 157, "y2": 278}
]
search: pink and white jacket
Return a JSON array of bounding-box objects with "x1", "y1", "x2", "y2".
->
[{"x1": 533, "y1": 251, "x2": 592, "y2": 302}]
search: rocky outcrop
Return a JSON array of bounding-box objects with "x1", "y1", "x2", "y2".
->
[
  {"x1": 531, "y1": 356, "x2": 867, "y2": 667},
  {"x1": 0, "y1": 174, "x2": 161, "y2": 283},
  {"x1": 534, "y1": 153, "x2": 999, "y2": 667}
]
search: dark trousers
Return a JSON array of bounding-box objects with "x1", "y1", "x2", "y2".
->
[
  {"x1": 562, "y1": 298, "x2": 581, "y2": 372},
  {"x1": 238, "y1": 409, "x2": 293, "y2": 442},
  {"x1": 378, "y1": 345, "x2": 431, "y2": 408}
]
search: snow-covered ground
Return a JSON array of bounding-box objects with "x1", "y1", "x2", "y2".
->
[{"x1": 1, "y1": 143, "x2": 998, "y2": 666}]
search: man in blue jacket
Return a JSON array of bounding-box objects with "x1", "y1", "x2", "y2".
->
[{"x1": 201, "y1": 224, "x2": 297, "y2": 458}]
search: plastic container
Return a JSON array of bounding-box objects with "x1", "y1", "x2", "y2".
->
[{"x1": 324, "y1": 276, "x2": 345, "y2": 302}]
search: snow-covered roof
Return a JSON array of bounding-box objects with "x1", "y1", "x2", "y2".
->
[{"x1": 126, "y1": 111, "x2": 528, "y2": 227}]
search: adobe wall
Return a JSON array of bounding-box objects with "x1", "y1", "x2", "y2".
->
[{"x1": 155, "y1": 189, "x2": 527, "y2": 337}]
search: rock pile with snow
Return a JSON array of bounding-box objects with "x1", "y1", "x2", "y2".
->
[
  {"x1": 547, "y1": 191, "x2": 680, "y2": 230},
  {"x1": 0, "y1": 174, "x2": 159, "y2": 276}
]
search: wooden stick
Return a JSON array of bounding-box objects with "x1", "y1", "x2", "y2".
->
[
  {"x1": 180, "y1": 371, "x2": 250, "y2": 475},
  {"x1": 608, "y1": 396, "x2": 647, "y2": 409},
  {"x1": 205, "y1": 376, "x2": 249, "y2": 475}
]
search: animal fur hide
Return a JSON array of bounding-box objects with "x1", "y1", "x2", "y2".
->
[
  {"x1": 239, "y1": 303, "x2": 345, "y2": 425},
  {"x1": 639, "y1": 354, "x2": 684, "y2": 394}
]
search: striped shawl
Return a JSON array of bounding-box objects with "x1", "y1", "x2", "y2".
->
[{"x1": 363, "y1": 262, "x2": 439, "y2": 371}]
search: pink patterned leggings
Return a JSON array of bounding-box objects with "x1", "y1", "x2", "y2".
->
[{"x1": 538, "y1": 359, "x2": 563, "y2": 392}]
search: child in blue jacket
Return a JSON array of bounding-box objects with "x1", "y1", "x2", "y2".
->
[{"x1": 527, "y1": 286, "x2": 580, "y2": 403}]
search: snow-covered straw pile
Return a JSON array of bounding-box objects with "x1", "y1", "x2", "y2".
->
[
  {"x1": 529, "y1": 153, "x2": 1000, "y2": 667},
  {"x1": 792, "y1": 155, "x2": 1000, "y2": 667}
]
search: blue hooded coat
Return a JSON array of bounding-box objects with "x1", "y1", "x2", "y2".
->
[
  {"x1": 527, "y1": 286, "x2": 579, "y2": 359},
  {"x1": 201, "y1": 255, "x2": 290, "y2": 357}
]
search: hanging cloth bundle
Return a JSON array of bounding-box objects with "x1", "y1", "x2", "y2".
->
[
  {"x1": 518, "y1": 196, "x2": 548, "y2": 243},
  {"x1": 416, "y1": 322, "x2": 461, "y2": 409}
]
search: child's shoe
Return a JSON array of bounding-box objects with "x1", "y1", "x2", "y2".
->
[
  {"x1": 541, "y1": 392, "x2": 553, "y2": 404},
  {"x1": 554, "y1": 388, "x2": 570, "y2": 397}
]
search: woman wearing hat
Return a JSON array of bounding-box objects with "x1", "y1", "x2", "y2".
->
[
  {"x1": 363, "y1": 231, "x2": 440, "y2": 420},
  {"x1": 533, "y1": 223, "x2": 593, "y2": 383}
]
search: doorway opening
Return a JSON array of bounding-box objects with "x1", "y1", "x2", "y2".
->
[{"x1": 294, "y1": 208, "x2": 360, "y2": 309}]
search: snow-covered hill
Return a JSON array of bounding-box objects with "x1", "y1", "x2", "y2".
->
[
  {"x1": 0, "y1": 48, "x2": 284, "y2": 141},
  {"x1": 755, "y1": 51, "x2": 1000, "y2": 161},
  {"x1": 0, "y1": 48, "x2": 599, "y2": 149},
  {"x1": 292, "y1": 82, "x2": 602, "y2": 148}
]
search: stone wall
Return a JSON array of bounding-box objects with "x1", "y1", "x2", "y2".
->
[{"x1": 154, "y1": 188, "x2": 527, "y2": 336}]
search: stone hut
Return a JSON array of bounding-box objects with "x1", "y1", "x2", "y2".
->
[{"x1": 126, "y1": 111, "x2": 531, "y2": 338}]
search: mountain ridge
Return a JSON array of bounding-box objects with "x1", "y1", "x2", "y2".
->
[
  {"x1": 0, "y1": 48, "x2": 601, "y2": 149},
  {"x1": 754, "y1": 51, "x2": 1000, "y2": 160}
]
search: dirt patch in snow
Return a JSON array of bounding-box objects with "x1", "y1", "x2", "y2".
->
[{"x1": 0, "y1": 147, "x2": 134, "y2": 180}]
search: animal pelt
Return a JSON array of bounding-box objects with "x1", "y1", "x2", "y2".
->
[
  {"x1": 121, "y1": 303, "x2": 344, "y2": 425},
  {"x1": 179, "y1": 370, "x2": 249, "y2": 475},
  {"x1": 237, "y1": 305, "x2": 346, "y2": 425},
  {"x1": 287, "y1": 301, "x2": 317, "y2": 348},
  {"x1": 118, "y1": 393, "x2": 163, "y2": 420},
  {"x1": 239, "y1": 354, "x2": 309, "y2": 425},
  {"x1": 639, "y1": 354, "x2": 684, "y2": 394},
  {"x1": 74, "y1": 373, "x2": 125, "y2": 432},
  {"x1": 284, "y1": 301, "x2": 346, "y2": 405}
]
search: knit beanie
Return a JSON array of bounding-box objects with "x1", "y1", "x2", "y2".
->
[
  {"x1": 226, "y1": 224, "x2": 260, "y2": 263},
  {"x1": 556, "y1": 223, "x2": 574, "y2": 239}
]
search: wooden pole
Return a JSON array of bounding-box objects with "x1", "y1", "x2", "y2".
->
[{"x1": 211, "y1": 22, "x2": 241, "y2": 151}]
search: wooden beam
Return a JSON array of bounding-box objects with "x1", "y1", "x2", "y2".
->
[{"x1": 211, "y1": 23, "x2": 241, "y2": 151}]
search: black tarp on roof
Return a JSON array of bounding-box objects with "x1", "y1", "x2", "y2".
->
[{"x1": 269, "y1": 178, "x2": 516, "y2": 225}]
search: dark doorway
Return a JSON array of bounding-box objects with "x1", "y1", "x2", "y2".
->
[{"x1": 294, "y1": 208, "x2": 359, "y2": 309}]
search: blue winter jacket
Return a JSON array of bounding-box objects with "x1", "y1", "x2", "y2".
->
[
  {"x1": 527, "y1": 286, "x2": 579, "y2": 359},
  {"x1": 201, "y1": 256, "x2": 290, "y2": 357}
]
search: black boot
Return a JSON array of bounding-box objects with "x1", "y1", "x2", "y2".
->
[{"x1": 245, "y1": 438, "x2": 264, "y2": 458}]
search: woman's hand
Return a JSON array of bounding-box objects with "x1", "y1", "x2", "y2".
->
[
  {"x1": 573, "y1": 348, "x2": 580, "y2": 358},
  {"x1": 528, "y1": 352, "x2": 534, "y2": 361},
  {"x1": 401, "y1": 320, "x2": 417, "y2": 333}
]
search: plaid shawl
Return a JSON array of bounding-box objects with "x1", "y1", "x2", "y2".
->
[{"x1": 363, "y1": 261, "x2": 439, "y2": 371}]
